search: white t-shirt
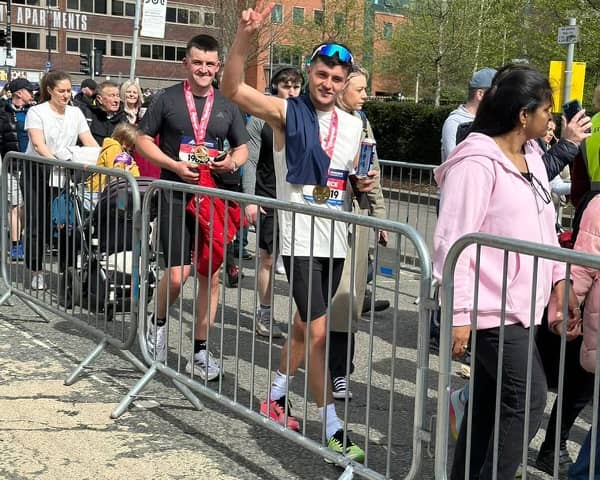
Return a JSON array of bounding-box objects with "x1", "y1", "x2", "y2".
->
[
  {"x1": 25, "y1": 102, "x2": 90, "y2": 186},
  {"x1": 274, "y1": 102, "x2": 362, "y2": 258}
]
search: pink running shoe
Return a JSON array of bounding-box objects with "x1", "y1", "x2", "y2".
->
[{"x1": 260, "y1": 397, "x2": 300, "y2": 432}]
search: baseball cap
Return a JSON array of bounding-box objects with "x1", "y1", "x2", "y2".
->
[
  {"x1": 9, "y1": 78, "x2": 35, "y2": 94},
  {"x1": 469, "y1": 68, "x2": 497, "y2": 89},
  {"x1": 81, "y1": 78, "x2": 97, "y2": 90}
]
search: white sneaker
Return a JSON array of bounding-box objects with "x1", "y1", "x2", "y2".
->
[
  {"x1": 256, "y1": 308, "x2": 283, "y2": 338},
  {"x1": 332, "y1": 376, "x2": 353, "y2": 400},
  {"x1": 185, "y1": 349, "x2": 222, "y2": 381},
  {"x1": 31, "y1": 272, "x2": 46, "y2": 290},
  {"x1": 146, "y1": 315, "x2": 167, "y2": 362},
  {"x1": 275, "y1": 255, "x2": 286, "y2": 275}
]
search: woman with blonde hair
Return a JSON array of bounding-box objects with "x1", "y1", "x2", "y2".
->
[
  {"x1": 328, "y1": 65, "x2": 388, "y2": 400},
  {"x1": 120, "y1": 80, "x2": 143, "y2": 124}
]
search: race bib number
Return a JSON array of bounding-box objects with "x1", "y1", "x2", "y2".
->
[
  {"x1": 303, "y1": 168, "x2": 348, "y2": 207},
  {"x1": 178, "y1": 136, "x2": 219, "y2": 164}
]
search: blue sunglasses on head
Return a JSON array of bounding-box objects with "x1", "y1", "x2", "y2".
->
[{"x1": 309, "y1": 43, "x2": 354, "y2": 65}]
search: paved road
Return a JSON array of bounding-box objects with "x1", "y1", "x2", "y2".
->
[{"x1": 0, "y1": 197, "x2": 593, "y2": 479}]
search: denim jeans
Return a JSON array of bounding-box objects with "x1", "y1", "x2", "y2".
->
[
  {"x1": 569, "y1": 414, "x2": 600, "y2": 479},
  {"x1": 451, "y1": 324, "x2": 547, "y2": 480}
]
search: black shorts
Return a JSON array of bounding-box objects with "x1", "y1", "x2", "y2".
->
[
  {"x1": 258, "y1": 208, "x2": 276, "y2": 255},
  {"x1": 159, "y1": 190, "x2": 194, "y2": 267},
  {"x1": 282, "y1": 256, "x2": 344, "y2": 322}
]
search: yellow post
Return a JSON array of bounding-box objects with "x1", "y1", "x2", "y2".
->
[{"x1": 549, "y1": 60, "x2": 586, "y2": 112}]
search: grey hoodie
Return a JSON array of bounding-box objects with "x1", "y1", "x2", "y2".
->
[{"x1": 440, "y1": 105, "x2": 474, "y2": 163}]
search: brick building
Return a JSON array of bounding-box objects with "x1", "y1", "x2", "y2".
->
[{"x1": 0, "y1": 0, "x2": 404, "y2": 94}]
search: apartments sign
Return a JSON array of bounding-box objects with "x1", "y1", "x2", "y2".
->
[{"x1": 0, "y1": 6, "x2": 89, "y2": 32}]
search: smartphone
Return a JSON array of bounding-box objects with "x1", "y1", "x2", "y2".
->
[
  {"x1": 563, "y1": 99, "x2": 582, "y2": 122},
  {"x1": 213, "y1": 150, "x2": 228, "y2": 162}
]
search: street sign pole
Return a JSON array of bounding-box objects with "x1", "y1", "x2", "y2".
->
[
  {"x1": 129, "y1": 0, "x2": 142, "y2": 81},
  {"x1": 562, "y1": 17, "x2": 576, "y2": 103}
]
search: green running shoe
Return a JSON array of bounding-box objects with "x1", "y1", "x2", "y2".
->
[{"x1": 327, "y1": 429, "x2": 365, "y2": 463}]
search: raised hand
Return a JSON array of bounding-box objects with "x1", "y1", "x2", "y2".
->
[{"x1": 239, "y1": 1, "x2": 274, "y2": 36}]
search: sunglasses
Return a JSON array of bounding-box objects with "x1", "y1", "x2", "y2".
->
[{"x1": 310, "y1": 43, "x2": 354, "y2": 65}]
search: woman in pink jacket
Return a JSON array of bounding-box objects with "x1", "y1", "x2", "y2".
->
[{"x1": 433, "y1": 65, "x2": 580, "y2": 479}]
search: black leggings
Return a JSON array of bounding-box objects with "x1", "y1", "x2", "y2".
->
[{"x1": 20, "y1": 162, "x2": 53, "y2": 272}]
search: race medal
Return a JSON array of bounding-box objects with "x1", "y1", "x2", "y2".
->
[
  {"x1": 313, "y1": 185, "x2": 330, "y2": 204},
  {"x1": 192, "y1": 144, "x2": 210, "y2": 164}
]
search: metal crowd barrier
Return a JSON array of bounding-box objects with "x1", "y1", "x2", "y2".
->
[
  {"x1": 0, "y1": 152, "x2": 164, "y2": 395},
  {"x1": 435, "y1": 233, "x2": 600, "y2": 479},
  {"x1": 378, "y1": 160, "x2": 437, "y2": 276},
  {"x1": 112, "y1": 180, "x2": 436, "y2": 480}
]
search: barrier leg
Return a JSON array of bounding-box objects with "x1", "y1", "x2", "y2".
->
[
  {"x1": 171, "y1": 379, "x2": 203, "y2": 411},
  {"x1": 0, "y1": 289, "x2": 11, "y2": 306},
  {"x1": 337, "y1": 465, "x2": 354, "y2": 480},
  {"x1": 111, "y1": 364, "x2": 159, "y2": 419},
  {"x1": 120, "y1": 349, "x2": 150, "y2": 374},
  {"x1": 65, "y1": 338, "x2": 108, "y2": 386}
]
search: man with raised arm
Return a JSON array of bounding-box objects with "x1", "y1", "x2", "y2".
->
[{"x1": 222, "y1": 2, "x2": 376, "y2": 462}]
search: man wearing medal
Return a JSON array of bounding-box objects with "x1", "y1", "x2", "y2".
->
[
  {"x1": 136, "y1": 34, "x2": 249, "y2": 381},
  {"x1": 222, "y1": 2, "x2": 376, "y2": 462}
]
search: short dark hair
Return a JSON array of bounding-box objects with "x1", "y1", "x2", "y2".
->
[
  {"x1": 272, "y1": 67, "x2": 304, "y2": 87},
  {"x1": 471, "y1": 65, "x2": 553, "y2": 137},
  {"x1": 309, "y1": 43, "x2": 353, "y2": 74},
  {"x1": 186, "y1": 34, "x2": 220, "y2": 56}
]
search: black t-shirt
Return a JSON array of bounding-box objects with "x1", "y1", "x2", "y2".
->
[
  {"x1": 255, "y1": 121, "x2": 276, "y2": 198},
  {"x1": 138, "y1": 83, "x2": 249, "y2": 183}
]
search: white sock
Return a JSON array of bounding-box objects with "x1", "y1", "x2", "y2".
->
[
  {"x1": 320, "y1": 403, "x2": 343, "y2": 439},
  {"x1": 269, "y1": 370, "x2": 292, "y2": 401}
]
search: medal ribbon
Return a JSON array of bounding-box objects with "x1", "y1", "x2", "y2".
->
[
  {"x1": 320, "y1": 109, "x2": 338, "y2": 159},
  {"x1": 183, "y1": 80, "x2": 214, "y2": 144}
]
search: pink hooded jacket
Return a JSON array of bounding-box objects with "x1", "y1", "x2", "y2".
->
[
  {"x1": 549, "y1": 195, "x2": 600, "y2": 373},
  {"x1": 433, "y1": 133, "x2": 566, "y2": 330}
]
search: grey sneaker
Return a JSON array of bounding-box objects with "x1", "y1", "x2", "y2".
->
[
  {"x1": 31, "y1": 272, "x2": 46, "y2": 290},
  {"x1": 185, "y1": 349, "x2": 222, "y2": 381},
  {"x1": 146, "y1": 315, "x2": 167, "y2": 362},
  {"x1": 256, "y1": 308, "x2": 283, "y2": 338}
]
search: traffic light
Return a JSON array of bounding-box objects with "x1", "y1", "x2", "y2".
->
[
  {"x1": 79, "y1": 52, "x2": 90, "y2": 74},
  {"x1": 94, "y1": 50, "x2": 103, "y2": 76},
  {"x1": 0, "y1": 30, "x2": 6, "y2": 47}
]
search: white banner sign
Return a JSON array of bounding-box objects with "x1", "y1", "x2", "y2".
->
[
  {"x1": 0, "y1": 47, "x2": 17, "y2": 67},
  {"x1": 141, "y1": 0, "x2": 167, "y2": 39}
]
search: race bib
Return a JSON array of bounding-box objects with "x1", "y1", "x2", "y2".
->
[
  {"x1": 303, "y1": 168, "x2": 348, "y2": 207},
  {"x1": 178, "y1": 136, "x2": 219, "y2": 164}
]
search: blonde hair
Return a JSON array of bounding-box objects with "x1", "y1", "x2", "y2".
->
[
  {"x1": 120, "y1": 80, "x2": 143, "y2": 121},
  {"x1": 112, "y1": 122, "x2": 138, "y2": 149},
  {"x1": 336, "y1": 65, "x2": 370, "y2": 112},
  {"x1": 593, "y1": 85, "x2": 600, "y2": 111}
]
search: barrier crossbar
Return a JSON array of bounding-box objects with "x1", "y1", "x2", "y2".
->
[
  {"x1": 113, "y1": 179, "x2": 435, "y2": 480},
  {"x1": 435, "y1": 232, "x2": 600, "y2": 479}
]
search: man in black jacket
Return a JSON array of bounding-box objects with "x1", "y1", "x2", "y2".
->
[
  {"x1": 73, "y1": 78, "x2": 97, "y2": 108},
  {"x1": 0, "y1": 78, "x2": 35, "y2": 260},
  {"x1": 78, "y1": 80, "x2": 127, "y2": 145}
]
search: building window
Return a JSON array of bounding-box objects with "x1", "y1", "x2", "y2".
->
[
  {"x1": 272, "y1": 44, "x2": 302, "y2": 67},
  {"x1": 313, "y1": 9, "x2": 323, "y2": 26},
  {"x1": 68, "y1": 0, "x2": 107, "y2": 14},
  {"x1": 334, "y1": 13, "x2": 345, "y2": 29},
  {"x1": 111, "y1": 0, "x2": 135, "y2": 17},
  {"x1": 46, "y1": 34, "x2": 57, "y2": 51},
  {"x1": 80, "y1": 37, "x2": 92, "y2": 54},
  {"x1": 152, "y1": 44, "x2": 163, "y2": 60},
  {"x1": 111, "y1": 40, "x2": 123, "y2": 57},
  {"x1": 140, "y1": 44, "x2": 151, "y2": 58},
  {"x1": 189, "y1": 10, "x2": 201, "y2": 25},
  {"x1": 66, "y1": 36, "x2": 79, "y2": 52},
  {"x1": 204, "y1": 12, "x2": 214, "y2": 26},
  {"x1": 177, "y1": 8, "x2": 188, "y2": 24},
  {"x1": 12, "y1": 31, "x2": 41, "y2": 49},
  {"x1": 13, "y1": 0, "x2": 41, "y2": 5},
  {"x1": 166, "y1": 7, "x2": 176, "y2": 22},
  {"x1": 164, "y1": 45, "x2": 176, "y2": 61},
  {"x1": 383, "y1": 22, "x2": 393, "y2": 39},
  {"x1": 271, "y1": 4, "x2": 283, "y2": 24},
  {"x1": 292, "y1": 7, "x2": 304, "y2": 25},
  {"x1": 177, "y1": 47, "x2": 186, "y2": 61},
  {"x1": 94, "y1": 38, "x2": 106, "y2": 54},
  {"x1": 47, "y1": 0, "x2": 58, "y2": 6}
]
